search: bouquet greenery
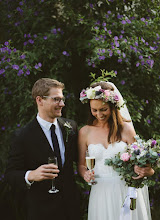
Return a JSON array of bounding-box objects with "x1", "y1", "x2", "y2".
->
[{"x1": 105, "y1": 135, "x2": 160, "y2": 210}]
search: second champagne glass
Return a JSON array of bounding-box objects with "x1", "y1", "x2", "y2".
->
[
  {"x1": 48, "y1": 156, "x2": 59, "y2": 193},
  {"x1": 85, "y1": 150, "x2": 97, "y2": 185}
]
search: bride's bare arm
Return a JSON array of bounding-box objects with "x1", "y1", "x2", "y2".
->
[{"x1": 78, "y1": 126, "x2": 94, "y2": 182}]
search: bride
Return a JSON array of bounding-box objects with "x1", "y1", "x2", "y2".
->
[{"x1": 78, "y1": 81, "x2": 154, "y2": 220}]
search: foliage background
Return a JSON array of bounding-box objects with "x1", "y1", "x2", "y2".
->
[{"x1": 0, "y1": 0, "x2": 160, "y2": 219}]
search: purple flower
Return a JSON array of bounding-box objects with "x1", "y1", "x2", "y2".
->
[
  {"x1": 146, "y1": 100, "x2": 149, "y2": 104},
  {"x1": 51, "y1": 28, "x2": 57, "y2": 34},
  {"x1": 1, "y1": 126, "x2": 5, "y2": 131},
  {"x1": 28, "y1": 39, "x2": 34, "y2": 44},
  {"x1": 0, "y1": 69, "x2": 5, "y2": 74},
  {"x1": 114, "y1": 36, "x2": 118, "y2": 41},
  {"x1": 107, "y1": 10, "x2": 111, "y2": 14},
  {"x1": 121, "y1": 80, "x2": 125, "y2": 85},
  {"x1": 150, "y1": 46, "x2": 155, "y2": 50},
  {"x1": 115, "y1": 41, "x2": 119, "y2": 47},
  {"x1": 26, "y1": 69, "x2": 30, "y2": 75},
  {"x1": 118, "y1": 58, "x2": 122, "y2": 63},
  {"x1": 20, "y1": 54, "x2": 26, "y2": 59},
  {"x1": 151, "y1": 140, "x2": 157, "y2": 147},
  {"x1": 139, "y1": 55, "x2": 143, "y2": 60},
  {"x1": 102, "y1": 49, "x2": 105, "y2": 53},
  {"x1": 12, "y1": 65, "x2": 19, "y2": 70},
  {"x1": 62, "y1": 51, "x2": 69, "y2": 56},
  {"x1": 121, "y1": 20, "x2": 126, "y2": 24},
  {"x1": 135, "y1": 42, "x2": 138, "y2": 46},
  {"x1": 43, "y1": 36, "x2": 47, "y2": 40},
  {"x1": 109, "y1": 51, "x2": 113, "y2": 57},
  {"x1": 108, "y1": 30, "x2": 112, "y2": 35},
  {"x1": 99, "y1": 56, "x2": 105, "y2": 60},
  {"x1": 23, "y1": 65, "x2": 27, "y2": 69},
  {"x1": 34, "y1": 34, "x2": 37, "y2": 38},
  {"x1": 141, "y1": 37, "x2": 145, "y2": 43},
  {"x1": 147, "y1": 119, "x2": 151, "y2": 124},
  {"x1": 4, "y1": 41, "x2": 9, "y2": 46},
  {"x1": 141, "y1": 18, "x2": 145, "y2": 22},
  {"x1": 35, "y1": 63, "x2": 42, "y2": 69},
  {"x1": 127, "y1": 19, "x2": 131, "y2": 24},
  {"x1": 102, "y1": 23, "x2": 106, "y2": 27},
  {"x1": 17, "y1": 69, "x2": 24, "y2": 76},
  {"x1": 132, "y1": 144, "x2": 138, "y2": 149}
]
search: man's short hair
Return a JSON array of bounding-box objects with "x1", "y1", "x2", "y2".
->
[{"x1": 32, "y1": 78, "x2": 64, "y2": 100}]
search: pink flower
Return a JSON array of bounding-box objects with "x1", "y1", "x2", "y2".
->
[
  {"x1": 80, "y1": 89, "x2": 86, "y2": 98},
  {"x1": 104, "y1": 90, "x2": 110, "y2": 97},
  {"x1": 120, "y1": 152, "x2": 131, "y2": 161},
  {"x1": 114, "y1": 94, "x2": 119, "y2": 101}
]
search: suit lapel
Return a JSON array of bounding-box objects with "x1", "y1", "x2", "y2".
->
[{"x1": 32, "y1": 118, "x2": 54, "y2": 158}]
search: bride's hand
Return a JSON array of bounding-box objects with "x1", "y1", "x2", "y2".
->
[
  {"x1": 132, "y1": 164, "x2": 155, "y2": 179},
  {"x1": 84, "y1": 170, "x2": 95, "y2": 183}
]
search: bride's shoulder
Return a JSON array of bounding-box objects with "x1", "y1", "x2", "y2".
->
[
  {"x1": 123, "y1": 122, "x2": 135, "y2": 135},
  {"x1": 79, "y1": 125, "x2": 91, "y2": 134}
]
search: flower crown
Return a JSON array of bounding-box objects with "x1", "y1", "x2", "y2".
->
[{"x1": 80, "y1": 85, "x2": 124, "y2": 109}]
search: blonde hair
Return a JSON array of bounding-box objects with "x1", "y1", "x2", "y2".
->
[{"x1": 32, "y1": 78, "x2": 64, "y2": 101}]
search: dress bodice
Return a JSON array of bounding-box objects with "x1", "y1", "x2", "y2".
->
[{"x1": 88, "y1": 141, "x2": 127, "y2": 177}]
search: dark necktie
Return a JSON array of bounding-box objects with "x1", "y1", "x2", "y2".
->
[{"x1": 50, "y1": 124, "x2": 62, "y2": 170}]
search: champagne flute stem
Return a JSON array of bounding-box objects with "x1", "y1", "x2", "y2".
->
[{"x1": 51, "y1": 178, "x2": 55, "y2": 190}]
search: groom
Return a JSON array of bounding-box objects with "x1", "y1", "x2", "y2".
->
[{"x1": 5, "y1": 78, "x2": 81, "y2": 220}]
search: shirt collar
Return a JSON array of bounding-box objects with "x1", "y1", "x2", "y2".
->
[{"x1": 37, "y1": 114, "x2": 58, "y2": 131}]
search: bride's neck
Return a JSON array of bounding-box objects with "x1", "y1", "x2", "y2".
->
[{"x1": 94, "y1": 119, "x2": 109, "y2": 128}]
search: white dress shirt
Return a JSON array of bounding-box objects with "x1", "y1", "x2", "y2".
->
[{"x1": 25, "y1": 114, "x2": 65, "y2": 185}]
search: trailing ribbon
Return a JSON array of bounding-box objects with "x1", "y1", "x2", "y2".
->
[{"x1": 119, "y1": 187, "x2": 138, "y2": 220}]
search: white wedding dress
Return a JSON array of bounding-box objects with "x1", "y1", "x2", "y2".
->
[{"x1": 88, "y1": 141, "x2": 152, "y2": 220}]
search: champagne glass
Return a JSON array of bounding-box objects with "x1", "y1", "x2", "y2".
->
[
  {"x1": 85, "y1": 150, "x2": 97, "y2": 185},
  {"x1": 48, "y1": 156, "x2": 59, "y2": 193}
]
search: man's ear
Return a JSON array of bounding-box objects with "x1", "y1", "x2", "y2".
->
[{"x1": 36, "y1": 96, "x2": 43, "y2": 106}]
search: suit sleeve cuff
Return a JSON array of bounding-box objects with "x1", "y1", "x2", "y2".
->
[{"x1": 25, "y1": 170, "x2": 34, "y2": 186}]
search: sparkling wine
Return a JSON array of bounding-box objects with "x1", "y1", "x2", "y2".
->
[{"x1": 86, "y1": 157, "x2": 95, "y2": 170}]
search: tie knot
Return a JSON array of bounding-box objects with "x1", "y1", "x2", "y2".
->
[{"x1": 50, "y1": 124, "x2": 55, "y2": 132}]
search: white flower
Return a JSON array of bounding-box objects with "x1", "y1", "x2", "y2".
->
[
  {"x1": 64, "y1": 121, "x2": 72, "y2": 129},
  {"x1": 94, "y1": 86, "x2": 102, "y2": 91},
  {"x1": 86, "y1": 88, "x2": 95, "y2": 99}
]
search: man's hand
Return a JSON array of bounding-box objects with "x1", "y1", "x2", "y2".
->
[
  {"x1": 132, "y1": 164, "x2": 154, "y2": 180},
  {"x1": 28, "y1": 164, "x2": 59, "y2": 182}
]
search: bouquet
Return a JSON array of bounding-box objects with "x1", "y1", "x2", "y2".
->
[{"x1": 105, "y1": 135, "x2": 160, "y2": 211}]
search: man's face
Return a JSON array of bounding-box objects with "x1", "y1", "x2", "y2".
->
[{"x1": 38, "y1": 87, "x2": 65, "y2": 122}]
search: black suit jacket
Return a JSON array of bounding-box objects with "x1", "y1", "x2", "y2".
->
[{"x1": 5, "y1": 117, "x2": 81, "y2": 220}]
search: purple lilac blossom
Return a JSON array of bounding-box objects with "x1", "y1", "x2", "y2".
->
[
  {"x1": 118, "y1": 58, "x2": 122, "y2": 63},
  {"x1": 121, "y1": 80, "x2": 125, "y2": 85},
  {"x1": 28, "y1": 39, "x2": 34, "y2": 44},
  {"x1": 20, "y1": 54, "x2": 26, "y2": 59},
  {"x1": 121, "y1": 20, "x2": 126, "y2": 24},
  {"x1": 26, "y1": 69, "x2": 30, "y2": 75},
  {"x1": 0, "y1": 69, "x2": 5, "y2": 74},
  {"x1": 12, "y1": 65, "x2": 19, "y2": 70}
]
